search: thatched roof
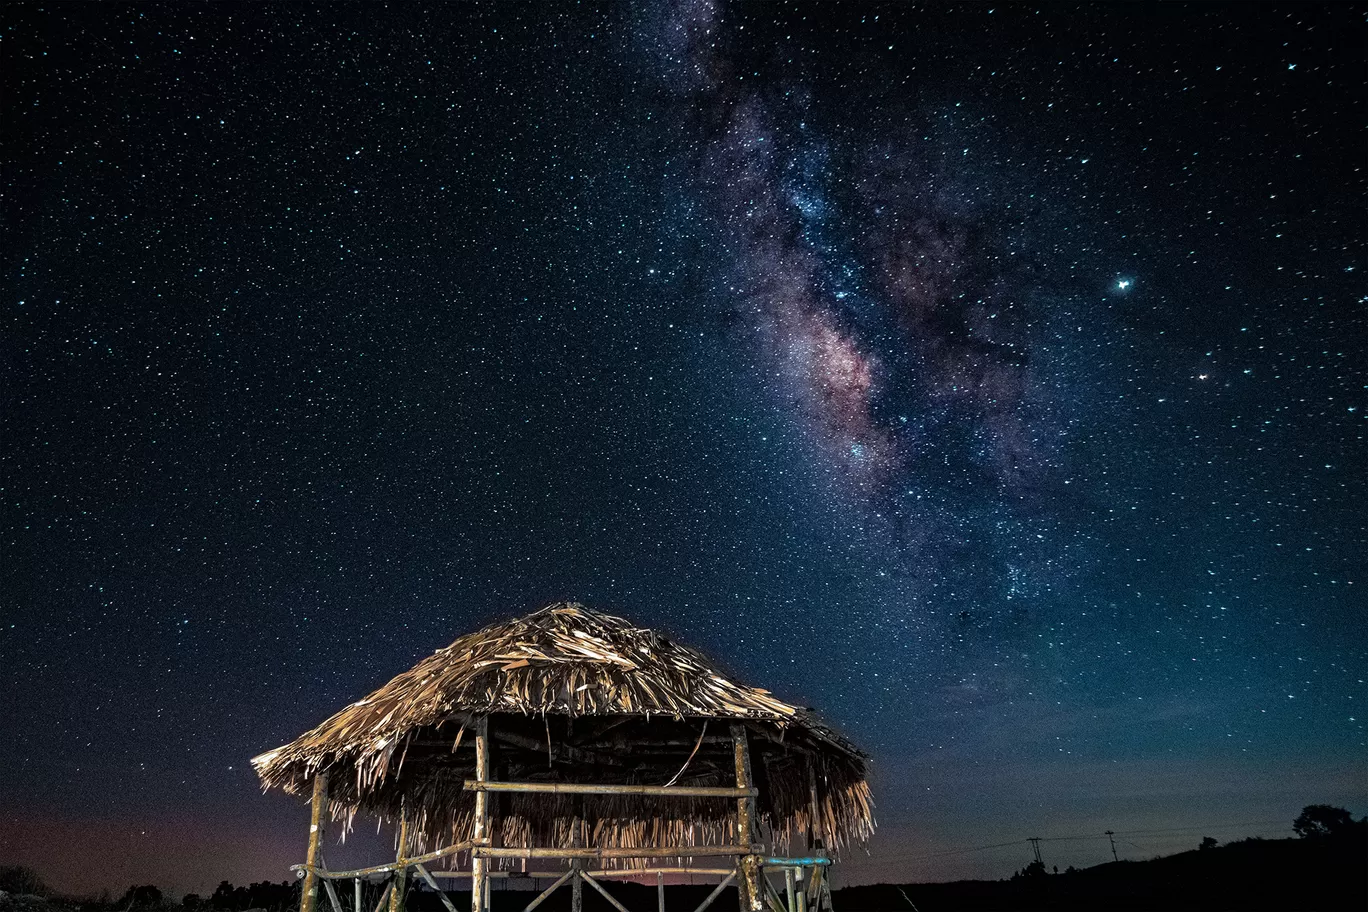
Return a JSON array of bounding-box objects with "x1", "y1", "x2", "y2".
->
[{"x1": 252, "y1": 603, "x2": 873, "y2": 861}]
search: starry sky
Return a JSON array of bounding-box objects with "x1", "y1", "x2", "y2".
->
[{"x1": 2, "y1": 1, "x2": 1365, "y2": 897}]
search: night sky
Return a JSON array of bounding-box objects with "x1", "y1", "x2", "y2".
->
[{"x1": 2, "y1": 1, "x2": 1365, "y2": 897}]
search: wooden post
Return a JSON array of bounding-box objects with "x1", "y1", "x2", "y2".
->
[
  {"x1": 388, "y1": 813, "x2": 409, "y2": 912},
  {"x1": 353, "y1": 879, "x2": 362, "y2": 912},
  {"x1": 784, "y1": 868, "x2": 796, "y2": 912},
  {"x1": 731, "y1": 724, "x2": 761, "y2": 912},
  {"x1": 657, "y1": 871, "x2": 665, "y2": 912},
  {"x1": 806, "y1": 764, "x2": 825, "y2": 911},
  {"x1": 570, "y1": 795, "x2": 584, "y2": 912},
  {"x1": 302, "y1": 771, "x2": 329, "y2": 912},
  {"x1": 806, "y1": 764, "x2": 824, "y2": 854},
  {"x1": 471, "y1": 715, "x2": 489, "y2": 912}
]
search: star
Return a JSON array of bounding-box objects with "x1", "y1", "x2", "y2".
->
[{"x1": 1116, "y1": 279, "x2": 1132, "y2": 291}]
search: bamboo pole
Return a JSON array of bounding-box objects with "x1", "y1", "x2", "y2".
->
[
  {"x1": 471, "y1": 715, "x2": 489, "y2": 912},
  {"x1": 521, "y1": 869, "x2": 576, "y2": 912},
  {"x1": 805, "y1": 765, "x2": 824, "y2": 910},
  {"x1": 322, "y1": 878, "x2": 344, "y2": 912},
  {"x1": 570, "y1": 795, "x2": 583, "y2": 912},
  {"x1": 471, "y1": 846, "x2": 753, "y2": 860},
  {"x1": 731, "y1": 724, "x2": 762, "y2": 912},
  {"x1": 692, "y1": 872, "x2": 736, "y2": 912},
  {"x1": 428, "y1": 868, "x2": 737, "y2": 879},
  {"x1": 784, "y1": 869, "x2": 795, "y2": 912},
  {"x1": 353, "y1": 879, "x2": 362, "y2": 912},
  {"x1": 657, "y1": 871, "x2": 665, "y2": 912},
  {"x1": 413, "y1": 865, "x2": 459, "y2": 912},
  {"x1": 463, "y1": 781, "x2": 757, "y2": 798},
  {"x1": 293, "y1": 842, "x2": 474, "y2": 880},
  {"x1": 387, "y1": 814, "x2": 409, "y2": 912},
  {"x1": 579, "y1": 871, "x2": 631, "y2": 912},
  {"x1": 763, "y1": 878, "x2": 787, "y2": 912},
  {"x1": 301, "y1": 771, "x2": 329, "y2": 912},
  {"x1": 806, "y1": 765, "x2": 823, "y2": 854}
]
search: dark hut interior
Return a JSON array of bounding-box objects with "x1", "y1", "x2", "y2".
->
[{"x1": 252, "y1": 604, "x2": 873, "y2": 912}]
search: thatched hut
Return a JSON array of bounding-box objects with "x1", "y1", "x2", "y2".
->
[{"x1": 253, "y1": 603, "x2": 873, "y2": 912}]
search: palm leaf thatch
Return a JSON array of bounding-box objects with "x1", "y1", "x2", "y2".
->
[{"x1": 252, "y1": 603, "x2": 873, "y2": 865}]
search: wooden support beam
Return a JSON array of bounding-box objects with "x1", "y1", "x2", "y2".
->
[
  {"x1": 293, "y1": 842, "x2": 475, "y2": 880},
  {"x1": 578, "y1": 871, "x2": 631, "y2": 912},
  {"x1": 762, "y1": 877, "x2": 788, "y2": 912},
  {"x1": 761, "y1": 859, "x2": 830, "y2": 868},
  {"x1": 732, "y1": 724, "x2": 762, "y2": 912},
  {"x1": 387, "y1": 814, "x2": 409, "y2": 912},
  {"x1": 784, "y1": 868, "x2": 796, "y2": 912},
  {"x1": 490, "y1": 730, "x2": 625, "y2": 767},
  {"x1": 301, "y1": 772, "x2": 330, "y2": 912},
  {"x1": 472, "y1": 845, "x2": 754, "y2": 860},
  {"x1": 463, "y1": 780, "x2": 756, "y2": 798},
  {"x1": 806, "y1": 764, "x2": 826, "y2": 911},
  {"x1": 570, "y1": 796, "x2": 583, "y2": 912},
  {"x1": 806, "y1": 866, "x2": 823, "y2": 912},
  {"x1": 413, "y1": 865, "x2": 459, "y2": 912},
  {"x1": 657, "y1": 871, "x2": 665, "y2": 912},
  {"x1": 521, "y1": 869, "x2": 576, "y2": 912},
  {"x1": 692, "y1": 872, "x2": 736, "y2": 912},
  {"x1": 370, "y1": 884, "x2": 392, "y2": 912},
  {"x1": 471, "y1": 715, "x2": 490, "y2": 912},
  {"x1": 353, "y1": 879, "x2": 362, "y2": 912},
  {"x1": 322, "y1": 878, "x2": 344, "y2": 912},
  {"x1": 427, "y1": 867, "x2": 738, "y2": 880},
  {"x1": 806, "y1": 765, "x2": 824, "y2": 854}
]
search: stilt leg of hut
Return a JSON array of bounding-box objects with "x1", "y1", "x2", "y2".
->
[
  {"x1": 730, "y1": 724, "x2": 762, "y2": 912},
  {"x1": 353, "y1": 879, "x2": 362, "y2": 912},
  {"x1": 471, "y1": 716, "x2": 490, "y2": 912},
  {"x1": 784, "y1": 868, "x2": 796, "y2": 912},
  {"x1": 805, "y1": 765, "x2": 825, "y2": 911},
  {"x1": 388, "y1": 814, "x2": 410, "y2": 912},
  {"x1": 570, "y1": 794, "x2": 584, "y2": 912},
  {"x1": 657, "y1": 871, "x2": 665, "y2": 912},
  {"x1": 301, "y1": 772, "x2": 330, "y2": 912}
]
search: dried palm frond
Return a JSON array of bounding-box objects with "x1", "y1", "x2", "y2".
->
[{"x1": 252, "y1": 603, "x2": 873, "y2": 863}]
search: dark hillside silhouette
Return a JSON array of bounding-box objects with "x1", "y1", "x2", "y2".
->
[{"x1": 837, "y1": 821, "x2": 1366, "y2": 911}]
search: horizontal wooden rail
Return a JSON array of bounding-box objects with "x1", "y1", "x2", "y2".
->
[
  {"x1": 291, "y1": 842, "x2": 472, "y2": 880},
  {"x1": 463, "y1": 780, "x2": 757, "y2": 798},
  {"x1": 588, "y1": 867, "x2": 736, "y2": 878},
  {"x1": 425, "y1": 867, "x2": 737, "y2": 879},
  {"x1": 761, "y1": 857, "x2": 830, "y2": 867},
  {"x1": 473, "y1": 845, "x2": 756, "y2": 860}
]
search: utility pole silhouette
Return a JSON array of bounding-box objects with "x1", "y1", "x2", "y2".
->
[
  {"x1": 1106, "y1": 830, "x2": 1119, "y2": 862},
  {"x1": 1028, "y1": 837, "x2": 1043, "y2": 865}
]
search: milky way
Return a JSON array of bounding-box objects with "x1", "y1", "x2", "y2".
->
[{"x1": 653, "y1": 0, "x2": 1068, "y2": 625}]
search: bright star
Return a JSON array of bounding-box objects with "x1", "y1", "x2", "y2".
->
[{"x1": 1117, "y1": 279, "x2": 1132, "y2": 291}]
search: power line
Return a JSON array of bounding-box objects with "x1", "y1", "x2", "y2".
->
[{"x1": 870, "y1": 818, "x2": 1290, "y2": 864}]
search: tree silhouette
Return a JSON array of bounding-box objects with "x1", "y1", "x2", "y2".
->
[
  {"x1": 1293, "y1": 804, "x2": 1354, "y2": 838},
  {"x1": 118, "y1": 885, "x2": 164, "y2": 909},
  {"x1": 1199, "y1": 836, "x2": 1218, "y2": 850},
  {"x1": 0, "y1": 866, "x2": 46, "y2": 896}
]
